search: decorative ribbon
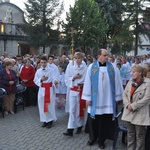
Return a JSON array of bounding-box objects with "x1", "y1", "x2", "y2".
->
[
  {"x1": 41, "y1": 82, "x2": 52, "y2": 114},
  {"x1": 91, "y1": 62, "x2": 99, "y2": 118}
]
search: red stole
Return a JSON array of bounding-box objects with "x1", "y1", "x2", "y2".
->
[
  {"x1": 41, "y1": 82, "x2": 52, "y2": 113},
  {"x1": 71, "y1": 86, "x2": 86, "y2": 118},
  {"x1": 8, "y1": 73, "x2": 13, "y2": 92}
]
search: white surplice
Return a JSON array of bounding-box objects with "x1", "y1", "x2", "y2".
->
[
  {"x1": 48, "y1": 63, "x2": 59, "y2": 81},
  {"x1": 122, "y1": 62, "x2": 131, "y2": 81},
  {"x1": 56, "y1": 72, "x2": 67, "y2": 94},
  {"x1": 65, "y1": 60, "x2": 86, "y2": 113},
  {"x1": 65, "y1": 63, "x2": 87, "y2": 129},
  {"x1": 82, "y1": 62, "x2": 123, "y2": 115},
  {"x1": 34, "y1": 65, "x2": 57, "y2": 123}
]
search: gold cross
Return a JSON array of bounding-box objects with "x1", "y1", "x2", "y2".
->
[
  {"x1": 68, "y1": 27, "x2": 77, "y2": 37},
  {"x1": 68, "y1": 27, "x2": 77, "y2": 57},
  {"x1": 92, "y1": 68, "x2": 98, "y2": 74}
]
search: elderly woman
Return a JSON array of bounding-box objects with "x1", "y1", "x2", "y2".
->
[
  {"x1": 122, "y1": 64, "x2": 150, "y2": 150},
  {"x1": 0, "y1": 60, "x2": 18, "y2": 115},
  {"x1": 11, "y1": 59, "x2": 19, "y2": 77},
  {"x1": 10, "y1": 59, "x2": 19, "y2": 83},
  {"x1": 20, "y1": 58, "x2": 35, "y2": 107}
]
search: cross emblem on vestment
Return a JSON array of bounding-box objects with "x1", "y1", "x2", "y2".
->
[
  {"x1": 109, "y1": 66, "x2": 114, "y2": 72},
  {"x1": 92, "y1": 68, "x2": 98, "y2": 74}
]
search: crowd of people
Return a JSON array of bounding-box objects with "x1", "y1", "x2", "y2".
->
[{"x1": 0, "y1": 49, "x2": 150, "y2": 150}]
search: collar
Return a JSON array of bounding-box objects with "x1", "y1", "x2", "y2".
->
[
  {"x1": 41, "y1": 65, "x2": 48, "y2": 71},
  {"x1": 98, "y1": 61, "x2": 106, "y2": 66},
  {"x1": 74, "y1": 63, "x2": 84, "y2": 70},
  {"x1": 60, "y1": 72, "x2": 64, "y2": 75}
]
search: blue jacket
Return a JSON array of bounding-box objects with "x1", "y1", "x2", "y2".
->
[{"x1": 0, "y1": 69, "x2": 18, "y2": 94}]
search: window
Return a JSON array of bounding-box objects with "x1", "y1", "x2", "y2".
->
[{"x1": 0, "y1": 23, "x2": 5, "y2": 33}]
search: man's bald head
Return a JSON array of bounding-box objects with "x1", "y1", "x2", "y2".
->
[
  {"x1": 97, "y1": 49, "x2": 109, "y2": 63},
  {"x1": 98, "y1": 49, "x2": 108, "y2": 55}
]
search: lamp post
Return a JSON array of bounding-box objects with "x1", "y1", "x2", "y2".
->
[
  {"x1": 17, "y1": 43, "x2": 20, "y2": 55},
  {"x1": 0, "y1": 23, "x2": 6, "y2": 52},
  {"x1": 68, "y1": 27, "x2": 77, "y2": 58}
]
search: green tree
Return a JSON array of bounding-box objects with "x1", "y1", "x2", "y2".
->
[
  {"x1": 96, "y1": 0, "x2": 150, "y2": 55},
  {"x1": 96, "y1": 0, "x2": 135, "y2": 55},
  {"x1": 24, "y1": 0, "x2": 63, "y2": 53},
  {"x1": 122, "y1": 0, "x2": 150, "y2": 55},
  {"x1": 62, "y1": 0, "x2": 108, "y2": 54},
  {"x1": 96, "y1": 0, "x2": 125, "y2": 36},
  {"x1": 110, "y1": 21, "x2": 134, "y2": 55}
]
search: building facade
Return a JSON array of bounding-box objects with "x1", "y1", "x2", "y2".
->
[
  {"x1": 138, "y1": 35, "x2": 150, "y2": 55},
  {"x1": 0, "y1": 1, "x2": 30, "y2": 56}
]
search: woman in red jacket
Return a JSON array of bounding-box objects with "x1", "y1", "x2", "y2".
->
[{"x1": 20, "y1": 58, "x2": 35, "y2": 107}]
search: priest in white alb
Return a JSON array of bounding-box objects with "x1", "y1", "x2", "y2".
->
[{"x1": 82, "y1": 49, "x2": 123, "y2": 149}]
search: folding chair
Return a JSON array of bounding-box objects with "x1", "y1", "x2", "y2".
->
[
  {"x1": 113, "y1": 107, "x2": 127, "y2": 149},
  {"x1": 14, "y1": 83, "x2": 26, "y2": 113},
  {"x1": 0, "y1": 88, "x2": 7, "y2": 118}
]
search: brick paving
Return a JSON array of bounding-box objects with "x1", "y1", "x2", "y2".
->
[{"x1": 0, "y1": 106, "x2": 126, "y2": 150}]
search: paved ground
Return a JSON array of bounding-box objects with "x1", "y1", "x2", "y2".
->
[{"x1": 0, "y1": 106, "x2": 127, "y2": 150}]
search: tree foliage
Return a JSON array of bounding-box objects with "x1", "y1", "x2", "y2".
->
[
  {"x1": 96, "y1": 0, "x2": 131, "y2": 54},
  {"x1": 96, "y1": 0, "x2": 125, "y2": 38},
  {"x1": 96, "y1": 0, "x2": 150, "y2": 55},
  {"x1": 122, "y1": 0, "x2": 150, "y2": 55},
  {"x1": 62, "y1": 0, "x2": 108, "y2": 52},
  {"x1": 24, "y1": 0, "x2": 63, "y2": 52}
]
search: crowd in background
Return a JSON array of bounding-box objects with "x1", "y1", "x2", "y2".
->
[
  {"x1": 0, "y1": 51, "x2": 150, "y2": 117},
  {"x1": 0, "y1": 50, "x2": 150, "y2": 150}
]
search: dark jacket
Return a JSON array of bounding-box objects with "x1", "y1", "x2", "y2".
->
[{"x1": 0, "y1": 69, "x2": 18, "y2": 94}]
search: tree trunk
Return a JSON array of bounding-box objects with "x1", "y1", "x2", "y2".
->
[
  {"x1": 135, "y1": 14, "x2": 139, "y2": 56},
  {"x1": 43, "y1": 45, "x2": 45, "y2": 53},
  {"x1": 135, "y1": 0, "x2": 138, "y2": 56}
]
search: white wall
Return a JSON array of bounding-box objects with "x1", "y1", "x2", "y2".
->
[
  {"x1": 138, "y1": 34, "x2": 150, "y2": 55},
  {"x1": 0, "y1": 41, "x2": 4, "y2": 54},
  {"x1": 6, "y1": 40, "x2": 18, "y2": 56}
]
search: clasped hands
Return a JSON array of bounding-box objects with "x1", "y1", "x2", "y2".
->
[
  {"x1": 86, "y1": 101, "x2": 92, "y2": 106},
  {"x1": 41, "y1": 76, "x2": 48, "y2": 82},
  {"x1": 41, "y1": 76, "x2": 58, "y2": 86},
  {"x1": 9, "y1": 81, "x2": 14, "y2": 85},
  {"x1": 73, "y1": 73, "x2": 82, "y2": 80},
  {"x1": 22, "y1": 79, "x2": 28, "y2": 83},
  {"x1": 127, "y1": 104, "x2": 133, "y2": 111}
]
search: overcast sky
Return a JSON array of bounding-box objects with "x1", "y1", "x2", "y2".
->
[{"x1": 10, "y1": 0, "x2": 75, "y2": 20}]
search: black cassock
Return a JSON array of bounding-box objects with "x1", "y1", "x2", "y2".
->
[
  {"x1": 145, "y1": 126, "x2": 150, "y2": 150},
  {"x1": 85, "y1": 113, "x2": 116, "y2": 144}
]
